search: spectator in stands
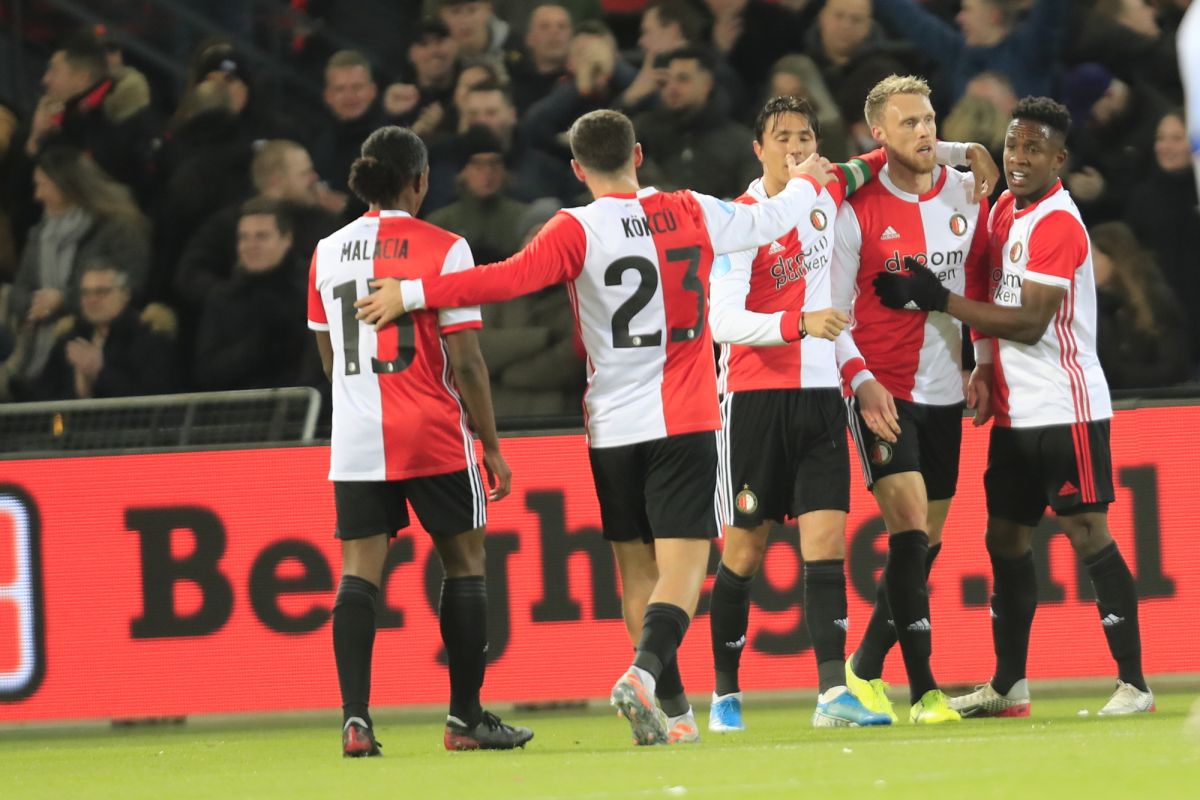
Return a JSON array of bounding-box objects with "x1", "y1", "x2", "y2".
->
[
  {"x1": 1126, "y1": 110, "x2": 1200, "y2": 355},
  {"x1": 521, "y1": 21, "x2": 638, "y2": 154},
  {"x1": 23, "y1": 32, "x2": 155, "y2": 197},
  {"x1": 428, "y1": 81, "x2": 575, "y2": 210},
  {"x1": 438, "y1": 0, "x2": 512, "y2": 60},
  {"x1": 30, "y1": 262, "x2": 177, "y2": 400},
  {"x1": 507, "y1": 3, "x2": 574, "y2": 112},
  {"x1": 805, "y1": 0, "x2": 908, "y2": 103},
  {"x1": 310, "y1": 50, "x2": 385, "y2": 198},
  {"x1": 867, "y1": 0, "x2": 1065, "y2": 100},
  {"x1": 699, "y1": 0, "x2": 811, "y2": 95},
  {"x1": 428, "y1": 126, "x2": 532, "y2": 263},
  {"x1": 940, "y1": 71, "x2": 1017, "y2": 162},
  {"x1": 174, "y1": 140, "x2": 341, "y2": 315},
  {"x1": 193, "y1": 199, "x2": 309, "y2": 391},
  {"x1": 633, "y1": 45, "x2": 759, "y2": 198},
  {"x1": 1063, "y1": 62, "x2": 1170, "y2": 222},
  {"x1": 763, "y1": 54, "x2": 852, "y2": 162},
  {"x1": 384, "y1": 19, "x2": 460, "y2": 141},
  {"x1": 96, "y1": 34, "x2": 153, "y2": 128},
  {"x1": 188, "y1": 42, "x2": 300, "y2": 142},
  {"x1": 451, "y1": 57, "x2": 512, "y2": 135},
  {"x1": 1090, "y1": 221, "x2": 1192, "y2": 388},
  {"x1": 451, "y1": 0, "x2": 601, "y2": 31},
  {"x1": 1073, "y1": 0, "x2": 1179, "y2": 94},
  {"x1": 6, "y1": 147, "x2": 149, "y2": 395}
]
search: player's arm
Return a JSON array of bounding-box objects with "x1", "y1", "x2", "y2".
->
[
  {"x1": 355, "y1": 214, "x2": 587, "y2": 329},
  {"x1": 933, "y1": 142, "x2": 1001, "y2": 202},
  {"x1": 695, "y1": 153, "x2": 835, "y2": 255},
  {"x1": 445, "y1": 328, "x2": 511, "y2": 502}
]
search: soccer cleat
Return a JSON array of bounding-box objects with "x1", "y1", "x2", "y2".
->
[
  {"x1": 611, "y1": 669, "x2": 669, "y2": 745},
  {"x1": 1098, "y1": 681, "x2": 1156, "y2": 716},
  {"x1": 812, "y1": 685, "x2": 893, "y2": 727},
  {"x1": 708, "y1": 691, "x2": 746, "y2": 732},
  {"x1": 667, "y1": 708, "x2": 701, "y2": 744},
  {"x1": 909, "y1": 689, "x2": 962, "y2": 724},
  {"x1": 949, "y1": 680, "x2": 1031, "y2": 718},
  {"x1": 443, "y1": 710, "x2": 534, "y2": 750},
  {"x1": 845, "y1": 657, "x2": 897, "y2": 723},
  {"x1": 342, "y1": 716, "x2": 381, "y2": 757}
]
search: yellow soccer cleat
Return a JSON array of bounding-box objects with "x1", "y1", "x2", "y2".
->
[
  {"x1": 846, "y1": 657, "x2": 897, "y2": 723},
  {"x1": 910, "y1": 689, "x2": 963, "y2": 724}
]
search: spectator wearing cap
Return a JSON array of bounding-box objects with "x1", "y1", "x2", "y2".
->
[
  {"x1": 867, "y1": 0, "x2": 1065, "y2": 101},
  {"x1": 426, "y1": 81, "x2": 575, "y2": 211},
  {"x1": 438, "y1": 0, "x2": 511, "y2": 60},
  {"x1": 191, "y1": 42, "x2": 301, "y2": 142},
  {"x1": 383, "y1": 19, "x2": 460, "y2": 140},
  {"x1": 633, "y1": 45, "x2": 759, "y2": 199},
  {"x1": 1063, "y1": 62, "x2": 1171, "y2": 222},
  {"x1": 311, "y1": 50, "x2": 387, "y2": 196},
  {"x1": 24, "y1": 32, "x2": 155, "y2": 197},
  {"x1": 507, "y1": 3, "x2": 574, "y2": 113},
  {"x1": 427, "y1": 125, "x2": 532, "y2": 264}
]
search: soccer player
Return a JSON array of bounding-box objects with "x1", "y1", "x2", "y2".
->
[
  {"x1": 307, "y1": 126, "x2": 534, "y2": 756},
  {"x1": 354, "y1": 109, "x2": 838, "y2": 745},
  {"x1": 874, "y1": 97, "x2": 1155, "y2": 716},
  {"x1": 832, "y1": 75, "x2": 991, "y2": 725},
  {"x1": 708, "y1": 94, "x2": 998, "y2": 731}
]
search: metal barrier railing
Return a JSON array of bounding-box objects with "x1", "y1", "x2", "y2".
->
[{"x1": 0, "y1": 387, "x2": 321, "y2": 457}]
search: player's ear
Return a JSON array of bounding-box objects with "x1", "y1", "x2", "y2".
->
[
  {"x1": 570, "y1": 158, "x2": 587, "y2": 184},
  {"x1": 752, "y1": 138, "x2": 764, "y2": 163},
  {"x1": 632, "y1": 142, "x2": 644, "y2": 168},
  {"x1": 1054, "y1": 144, "x2": 1068, "y2": 172}
]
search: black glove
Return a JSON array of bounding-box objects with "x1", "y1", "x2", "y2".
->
[{"x1": 873, "y1": 256, "x2": 950, "y2": 312}]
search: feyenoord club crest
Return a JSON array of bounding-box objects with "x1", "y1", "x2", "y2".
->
[
  {"x1": 1010, "y1": 241, "x2": 1024, "y2": 262},
  {"x1": 869, "y1": 440, "x2": 893, "y2": 466},
  {"x1": 735, "y1": 486, "x2": 758, "y2": 515},
  {"x1": 949, "y1": 213, "x2": 968, "y2": 236},
  {"x1": 810, "y1": 208, "x2": 827, "y2": 231}
]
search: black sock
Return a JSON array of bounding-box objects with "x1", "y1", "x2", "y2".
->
[
  {"x1": 710, "y1": 563, "x2": 753, "y2": 695},
  {"x1": 854, "y1": 542, "x2": 940, "y2": 681},
  {"x1": 634, "y1": 602, "x2": 691, "y2": 680},
  {"x1": 989, "y1": 550, "x2": 1037, "y2": 694},
  {"x1": 440, "y1": 576, "x2": 488, "y2": 725},
  {"x1": 656, "y1": 657, "x2": 690, "y2": 717},
  {"x1": 804, "y1": 559, "x2": 848, "y2": 693},
  {"x1": 333, "y1": 575, "x2": 378, "y2": 726},
  {"x1": 884, "y1": 530, "x2": 936, "y2": 703},
  {"x1": 1085, "y1": 543, "x2": 1147, "y2": 691}
]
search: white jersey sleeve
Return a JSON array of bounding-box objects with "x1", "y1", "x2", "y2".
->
[
  {"x1": 436, "y1": 238, "x2": 482, "y2": 330},
  {"x1": 1181, "y1": 3, "x2": 1200, "y2": 198},
  {"x1": 692, "y1": 176, "x2": 821, "y2": 256},
  {"x1": 830, "y1": 203, "x2": 873, "y2": 389},
  {"x1": 708, "y1": 248, "x2": 789, "y2": 346}
]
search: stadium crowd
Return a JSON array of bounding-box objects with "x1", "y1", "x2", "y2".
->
[{"x1": 0, "y1": 0, "x2": 1196, "y2": 419}]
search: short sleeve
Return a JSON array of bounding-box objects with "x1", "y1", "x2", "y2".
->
[
  {"x1": 437, "y1": 237, "x2": 484, "y2": 333},
  {"x1": 1024, "y1": 210, "x2": 1088, "y2": 289},
  {"x1": 307, "y1": 251, "x2": 329, "y2": 331}
]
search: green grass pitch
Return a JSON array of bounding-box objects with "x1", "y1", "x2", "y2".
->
[{"x1": 3, "y1": 691, "x2": 1198, "y2": 800}]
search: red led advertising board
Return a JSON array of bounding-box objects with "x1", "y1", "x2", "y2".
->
[{"x1": 0, "y1": 406, "x2": 1196, "y2": 723}]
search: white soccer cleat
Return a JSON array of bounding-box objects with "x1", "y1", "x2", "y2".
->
[
  {"x1": 1098, "y1": 680, "x2": 1155, "y2": 716},
  {"x1": 667, "y1": 707, "x2": 701, "y2": 744},
  {"x1": 949, "y1": 679, "x2": 1031, "y2": 718},
  {"x1": 708, "y1": 691, "x2": 745, "y2": 732}
]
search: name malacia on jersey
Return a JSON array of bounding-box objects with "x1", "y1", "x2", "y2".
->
[{"x1": 340, "y1": 236, "x2": 409, "y2": 262}]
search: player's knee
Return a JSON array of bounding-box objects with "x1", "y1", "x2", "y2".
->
[
  {"x1": 800, "y1": 527, "x2": 844, "y2": 561},
  {"x1": 1062, "y1": 517, "x2": 1112, "y2": 559},
  {"x1": 722, "y1": 532, "x2": 767, "y2": 576},
  {"x1": 985, "y1": 527, "x2": 1030, "y2": 559},
  {"x1": 438, "y1": 530, "x2": 487, "y2": 577}
]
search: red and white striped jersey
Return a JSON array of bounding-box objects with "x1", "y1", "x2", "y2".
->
[
  {"x1": 405, "y1": 177, "x2": 824, "y2": 447},
  {"x1": 832, "y1": 165, "x2": 990, "y2": 404},
  {"x1": 308, "y1": 210, "x2": 483, "y2": 480},
  {"x1": 985, "y1": 183, "x2": 1112, "y2": 427},
  {"x1": 711, "y1": 149, "x2": 889, "y2": 393}
]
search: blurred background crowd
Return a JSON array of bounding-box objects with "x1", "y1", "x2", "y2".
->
[{"x1": 0, "y1": 0, "x2": 1196, "y2": 426}]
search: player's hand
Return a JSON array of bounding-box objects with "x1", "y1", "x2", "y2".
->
[
  {"x1": 856, "y1": 378, "x2": 901, "y2": 443},
  {"x1": 355, "y1": 278, "x2": 408, "y2": 330},
  {"x1": 787, "y1": 152, "x2": 836, "y2": 188},
  {"x1": 965, "y1": 142, "x2": 999, "y2": 202},
  {"x1": 482, "y1": 446, "x2": 512, "y2": 501},
  {"x1": 802, "y1": 308, "x2": 848, "y2": 340},
  {"x1": 967, "y1": 363, "x2": 994, "y2": 427},
  {"x1": 873, "y1": 256, "x2": 949, "y2": 312}
]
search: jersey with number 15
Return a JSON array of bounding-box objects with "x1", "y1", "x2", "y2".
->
[
  {"x1": 307, "y1": 210, "x2": 483, "y2": 481},
  {"x1": 408, "y1": 178, "x2": 826, "y2": 448}
]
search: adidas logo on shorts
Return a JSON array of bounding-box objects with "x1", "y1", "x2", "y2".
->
[{"x1": 907, "y1": 617, "x2": 932, "y2": 632}]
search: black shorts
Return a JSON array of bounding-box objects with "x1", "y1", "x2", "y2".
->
[
  {"x1": 847, "y1": 396, "x2": 963, "y2": 501},
  {"x1": 334, "y1": 469, "x2": 486, "y2": 539},
  {"x1": 588, "y1": 430, "x2": 720, "y2": 543},
  {"x1": 718, "y1": 387, "x2": 850, "y2": 528},
  {"x1": 985, "y1": 420, "x2": 1114, "y2": 527}
]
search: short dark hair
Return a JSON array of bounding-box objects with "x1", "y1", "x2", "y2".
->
[
  {"x1": 239, "y1": 196, "x2": 294, "y2": 237},
  {"x1": 1011, "y1": 96, "x2": 1071, "y2": 140},
  {"x1": 348, "y1": 126, "x2": 428, "y2": 205},
  {"x1": 574, "y1": 20, "x2": 615, "y2": 40},
  {"x1": 464, "y1": 79, "x2": 514, "y2": 106},
  {"x1": 569, "y1": 109, "x2": 636, "y2": 174},
  {"x1": 58, "y1": 33, "x2": 107, "y2": 83},
  {"x1": 754, "y1": 95, "x2": 822, "y2": 143},
  {"x1": 662, "y1": 44, "x2": 716, "y2": 75},
  {"x1": 648, "y1": 1, "x2": 702, "y2": 42}
]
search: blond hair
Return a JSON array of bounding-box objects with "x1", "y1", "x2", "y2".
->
[
  {"x1": 251, "y1": 139, "x2": 305, "y2": 192},
  {"x1": 864, "y1": 74, "x2": 931, "y2": 125}
]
